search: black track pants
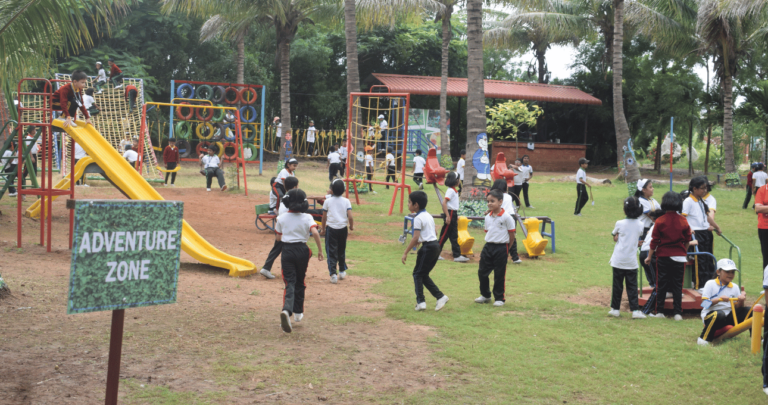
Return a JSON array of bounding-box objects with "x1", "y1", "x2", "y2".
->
[
  {"x1": 281, "y1": 242, "x2": 311, "y2": 315},
  {"x1": 325, "y1": 226, "x2": 348, "y2": 275},
  {"x1": 478, "y1": 243, "x2": 508, "y2": 302},
  {"x1": 412, "y1": 241, "x2": 443, "y2": 304}
]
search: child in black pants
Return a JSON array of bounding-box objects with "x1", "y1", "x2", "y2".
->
[
  {"x1": 260, "y1": 176, "x2": 299, "y2": 279},
  {"x1": 608, "y1": 197, "x2": 646, "y2": 319},
  {"x1": 438, "y1": 172, "x2": 469, "y2": 262},
  {"x1": 574, "y1": 157, "x2": 590, "y2": 215},
  {"x1": 697, "y1": 259, "x2": 747, "y2": 345},
  {"x1": 276, "y1": 189, "x2": 324, "y2": 333},
  {"x1": 402, "y1": 191, "x2": 449, "y2": 312},
  {"x1": 475, "y1": 190, "x2": 516, "y2": 307},
  {"x1": 322, "y1": 179, "x2": 354, "y2": 283}
]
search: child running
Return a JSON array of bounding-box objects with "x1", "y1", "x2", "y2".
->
[
  {"x1": 260, "y1": 177, "x2": 300, "y2": 279},
  {"x1": 385, "y1": 147, "x2": 396, "y2": 188},
  {"x1": 474, "y1": 189, "x2": 516, "y2": 307},
  {"x1": 697, "y1": 259, "x2": 747, "y2": 345},
  {"x1": 163, "y1": 138, "x2": 180, "y2": 186},
  {"x1": 412, "y1": 149, "x2": 425, "y2": 190},
  {"x1": 327, "y1": 147, "x2": 341, "y2": 181},
  {"x1": 322, "y1": 179, "x2": 354, "y2": 284},
  {"x1": 276, "y1": 188, "x2": 324, "y2": 333},
  {"x1": 402, "y1": 191, "x2": 449, "y2": 312},
  {"x1": 365, "y1": 146, "x2": 376, "y2": 194},
  {"x1": 608, "y1": 197, "x2": 646, "y2": 319},
  {"x1": 438, "y1": 172, "x2": 469, "y2": 262},
  {"x1": 491, "y1": 179, "x2": 522, "y2": 264},
  {"x1": 683, "y1": 176, "x2": 721, "y2": 289},
  {"x1": 635, "y1": 179, "x2": 659, "y2": 239},
  {"x1": 574, "y1": 157, "x2": 590, "y2": 216}
]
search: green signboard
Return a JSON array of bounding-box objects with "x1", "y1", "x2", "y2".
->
[{"x1": 68, "y1": 200, "x2": 183, "y2": 314}]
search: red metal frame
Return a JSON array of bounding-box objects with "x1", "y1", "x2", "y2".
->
[
  {"x1": 344, "y1": 92, "x2": 411, "y2": 216},
  {"x1": 16, "y1": 78, "x2": 74, "y2": 251}
]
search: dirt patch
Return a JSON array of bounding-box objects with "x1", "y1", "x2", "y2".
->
[
  {"x1": 0, "y1": 185, "x2": 450, "y2": 404},
  {"x1": 563, "y1": 286, "x2": 626, "y2": 310}
]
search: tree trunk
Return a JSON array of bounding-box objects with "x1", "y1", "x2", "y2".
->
[
  {"x1": 344, "y1": 0, "x2": 363, "y2": 168},
  {"x1": 537, "y1": 50, "x2": 546, "y2": 83},
  {"x1": 611, "y1": 0, "x2": 639, "y2": 182},
  {"x1": 462, "y1": 0, "x2": 485, "y2": 197},
  {"x1": 279, "y1": 40, "x2": 291, "y2": 161},
  {"x1": 655, "y1": 130, "x2": 662, "y2": 174},
  {"x1": 439, "y1": 7, "x2": 453, "y2": 160},
  {"x1": 237, "y1": 37, "x2": 245, "y2": 84},
  {"x1": 688, "y1": 120, "x2": 693, "y2": 176},
  {"x1": 722, "y1": 74, "x2": 735, "y2": 172}
]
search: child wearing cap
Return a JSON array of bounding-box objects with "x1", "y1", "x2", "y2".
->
[
  {"x1": 412, "y1": 149, "x2": 425, "y2": 190},
  {"x1": 634, "y1": 179, "x2": 659, "y2": 239},
  {"x1": 377, "y1": 114, "x2": 388, "y2": 138},
  {"x1": 574, "y1": 157, "x2": 590, "y2": 216},
  {"x1": 474, "y1": 189, "x2": 516, "y2": 307},
  {"x1": 697, "y1": 258, "x2": 747, "y2": 345},
  {"x1": 608, "y1": 197, "x2": 646, "y2": 319}
]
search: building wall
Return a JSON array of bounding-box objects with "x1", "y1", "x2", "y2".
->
[{"x1": 491, "y1": 141, "x2": 587, "y2": 172}]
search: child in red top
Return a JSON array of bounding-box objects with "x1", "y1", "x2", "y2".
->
[
  {"x1": 745, "y1": 162, "x2": 757, "y2": 209},
  {"x1": 52, "y1": 70, "x2": 91, "y2": 131},
  {"x1": 108, "y1": 59, "x2": 124, "y2": 89},
  {"x1": 163, "y1": 138, "x2": 180, "y2": 186},
  {"x1": 124, "y1": 85, "x2": 138, "y2": 112},
  {"x1": 643, "y1": 191, "x2": 693, "y2": 319}
]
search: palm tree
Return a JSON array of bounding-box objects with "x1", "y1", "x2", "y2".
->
[
  {"x1": 463, "y1": 0, "x2": 485, "y2": 191},
  {"x1": 198, "y1": 15, "x2": 252, "y2": 84},
  {"x1": 739, "y1": 82, "x2": 768, "y2": 162},
  {"x1": 436, "y1": 1, "x2": 456, "y2": 157}
]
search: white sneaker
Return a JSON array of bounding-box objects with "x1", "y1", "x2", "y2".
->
[
  {"x1": 649, "y1": 313, "x2": 666, "y2": 319},
  {"x1": 526, "y1": 206, "x2": 535, "y2": 209},
  {"x1": 82, "y1": 184, "x2": 89, "y2": 187},
  {"x1": 418, "y1": 183, "x2": 423, "y2": 190},
  {"x1": 453, "y1": 256, "x2": 469, "y2": 262},
  {"x1": 512, "y1": 259, "x2": 522, "y2": 264},
  {"x1": 475, "y1": 296, "x2": 491, "y2": 304},
  {"x1": 221, "y1": 185, "x2": 228, "y2": 191},
  {"x1": 331, "y1": 274, "x2": 338, "y2": 284},
  {"x1": 339, "y1": 271, "x2": 347, "y2": 279},
  {"x1": 493, "y1": 301, "x2": 504, "y2": 307},
  {"x1": 608, "y1": 309, "x2": 620, "y2": 317},
  {"x1": 207, "y1": 188, "x2": 211, "y2": 192},
  {"x1": 170, "y1": 184, "x2": 175, "y2": 187},
  {"x1": 574, "y1": 213, "x2": 582, "y2": 216},
  {"x1": 414, "y1": 302, "x2": 427, "y2": 311},
  {"x1": 114, "y1": 84, "x2": 123, "y2": 89},
  {"x1": 697, "y1": 337, "x2": 709, "y2": 346},
  {"x1": 437, "y1": 256, "x2": 445, "y2": 260},
  {"x1": 8, "y1": 192, "x2": 17, "y2": 197},
  {"x1": 763, "y1": 387, "x2": 768, "y2": 396},
  {"x1": 371, "y1": 191, "x2": 377, "y2": 195},
  {"x1": 632, "y1": 310, "x2": 646, "y2": 319},
  {"x1": 674, "y1": 314, "x2": 683, "y2": 321},
  {"x1": 97, "y1": 90, "x2": 103, "y2": 94},
  {"x1": 666, "y1": 292, "x2": 673, "y2": 299},
  {"x1": 294, "y1": 313, "x2": 303, "y2": 323},
  {"x1": 259, "y1": 268, "x2": 275, "y2": 279},
  {"x1": 435, "y1": 295, "x2": 449, "y2": 311}
]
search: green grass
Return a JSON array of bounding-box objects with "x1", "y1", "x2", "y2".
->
[{"x1": 123, "y1": 380, "x2": 229, "y2": 405}]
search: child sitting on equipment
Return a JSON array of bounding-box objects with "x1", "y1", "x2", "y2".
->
[
  {"x1": 402, "y1": 190, "x2": 450, "y2": 312},
  {"x1": 437, "y1": 172, "x2": 469, "y2": 263},
  {"x1": 608, "y1": 197, "x2": 646, "y2": 319},
  {"x1": 122, "y1": 144, "x2": 138, "y2": 169},
  {"x1": 474, "y1": 189, "x2": 516, "y2": 307},
  {"x1": 490, "y1": 179, "x2": 522, "y2": 264},
  {"x1": 260, "y1": 177, "x2": 300, "y2": 279},
  {"x1": 268, "y1": 177, "x2": 278, "y2": 214},
  {"x1": 697, "y1": 259, "x2": 747, "y2": 346},
  {"x1": 322, "y1": 179, "x2": 354, "y2": 284},
  {"x1": 200, "y1": 146, "x2": 227, "y2": 192},
  {"x1": 108, "y1": 59, "x2": 124, "y2": 89},
  {"x1": 276, "y1": 188, "x2": 324, "y2": 333},
  {"x1": 162, "y1": 138, "x2": 180, "y2": 186},
  {"x1": 83, "y1": 89, "x2": 100, "y2": 117},
  {"x1": 52, "y1": 70, "x2": 91, "y2": 131},
  {"x1": 412, "y1": 149, "x2": 425, "y2": 190}
]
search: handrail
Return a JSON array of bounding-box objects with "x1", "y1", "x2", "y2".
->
[
  {"x1": 719, "y1": 233, "x2": 742, "y2": 287},
  {"x1": 171, "y1": 98, "x2": 213, "y2": 106}
]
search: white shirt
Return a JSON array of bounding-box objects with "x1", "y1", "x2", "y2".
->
[
  {"x1": 97, "y1": 68, "x2": 107, "y2": 82},
  {"x1": 609, "y1": 218, "x2": 644, "y2": 269},
  {"x1": 704, "y1": 193, "x2": 716, "y2": 213},
  {"x1": 365, "y1": 154, "x2": 373, "y2": 168},
  {"x1": 379, "y1": 120, "x2": 388, "y2": 131},
  {"x1": 83, "y1": 95, "x2": 95, "y2": 109},
  {"x1": 484, "y1": 210, "x2": 516, "y2": 243},
  {"x1": 457, "y1": 158, "x2": 465, "y2": 180},
  {"x1": 201, "y1": 154, "x2": 220, "y2": 169},
  {"x1": 754, "y1": 171, "x2": 768, "y2": 188},
  {"x1": 328, "y1": 152, "x2": 341, "y2": 164},
  {"x1": 513, "y1": 168, "x2": 525, "y2": 185},
  {"x1": 276, "y1": 123, "x2": 282, "y2": 138},
  {"x1": 638, "y1": 197, "x2": 659, "y2": 228},
  {"x1": 74, "y1": 143, "x2": 87, "y2": 159},
  {"x1": 444, "y1": 188, "x2": 459, "y2": 211},
  {"x1": 307, "y1": 126, "x2": 316, "y2": 143},
  {"x1": 1, "y1": 150, "x2": 17, "y2": 167},
  {"x1": 520, "y1": 164, "x2": 533, "y2": 181},
  {"x1": 412, "y1": 210, "x2": 437, "y2": 243},
  {"x1": 275, "y1": 212, "x2": 317, "y2": 243},
  {"x1": 413, "y1": 156, "x2": 426, "y2": 174},
  {"x1": 700, "y1": 278, "x2": 741, "y2": 321},
  {"x1": 25, "y1": 136, "x2": 39, "y2": 155},
  {"x1": 576, "y1": 168, "x2": 586, "y2": 184},
  {"x1": 386, "y1": 153, "x2": 395, "y2": 167},
  {"x1": 763, "y1": 265, "x2": 768, "y2": 289},
  {"x1": 641, "y1": 224, "x2": 654, "y2": 252},
  {"x1": 339, "y1": 146, "x2": 347, "y2": 159},
  {"x1": 123, "y1": 149, "x2": 139, "y2": 163},
  {"x1": 269, "y1": 190, "x2": 278, "y2": 210},
  {"x1": 276, "y1": 168, "x2": 293, "y2": 185},
  {"x1": 119, "y1": 139, "x2": 131, "y2": 154},
  {"x1": 502, "y1": 193, "x2": 516, "y2": 216},
  {"x1": 323, "y1": 196, "x2": 352, "y2": 229},
  {"x1": 278, "y1": 201, "x2": 289, "y2": 216},
  {"x1": 682, "y1": 196, "x2": 709, "y2": 231}
]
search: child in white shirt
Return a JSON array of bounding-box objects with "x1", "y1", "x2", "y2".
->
[
  {"x1": 1, "y1": 143, "x2": 18, "y2": 196},
  {"x1": 697, "y1": 259, "x2": 747, "y2": 345},
  {"x1": 385, "y1": 147, "x2": 396, "y2": 188},
  {"x1": 575, "y1": 157, "x2": 590, "y2": 216},
  {"x1": 456, "y1": 149, "x2": 466, "y2": 193},
  {"x1": 412, "y1": 149, "x2": 425, "y2": 190},
  {"x1": 365, "y1": 146, "x2": 375, "y2": 194},
  {"x1": 327, "y1": 147, "x2": 341, "y2": 181},
  {"x1": 519, "y1": 155, "x2": 534, "y2": 208},
  {"x1": 123, "y1": 144, "x2": 139, "y2": 169},
  {"x1": 261, "y1": 177, "x2": 299, "y2": 280},
  {"x1": 83, "y1": 88, "x2": 100, "y2": 116},
  {"x1": 491, "y1": 179, "x2": 521, "y2": 264},
  {"x1": 307, "y1": 121, "x2": 316, "y2": 156},
  {"x1": 474, "y1": 189, "x2": 516, "y2": 307},
  {"x1": 322, "y1": 179, "x2": 354, "y2": 283},
  {"x1": 95, "y1": 62, "x2": 107, "y2": 93},
  {"x1": 438, "y1": 173, "x2": 468, "y2": 262},
  {"x1": 608, "y1": 197, "x2": 646, "y2": 319}
]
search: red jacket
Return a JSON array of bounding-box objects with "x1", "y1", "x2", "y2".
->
[
  {"x1": 124, "y1": 85, "x2": 138, "y2": 100},
  {"x1": 748, "y1": 171, "x2": 754, "y2": 188},
  {"x1": 163, "y1": 145, "x2": 180, "y2": 164},
  {"x1": 110, "y1": 64, "x2": 122, "y2": 77},
  {"x1": 52, "y1": 83, "x2": 90, "y2": 119},
  {"x1": 649, "y1": 211, "x2": 692, "y2": 257}
]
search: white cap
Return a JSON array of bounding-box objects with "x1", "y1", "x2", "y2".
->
[
  {"x1": 637, "y1": 179, "x2": 649, "y2": 191},
  {"x1": 716, "y1": 258, "x2": 739, "y2": 272},
  {"x1": 378, "y1": 115, "x2": 385, "y2": 119},
  {"x1": 96, "y1": 61, "x2": 102, "y2": 65}
]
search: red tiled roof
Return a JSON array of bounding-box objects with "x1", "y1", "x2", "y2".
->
[{"x1": 367, "y1": 73, "x2": 602, "y2": 106}]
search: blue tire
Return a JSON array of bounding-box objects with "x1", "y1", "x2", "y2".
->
[
  {"x1": 240, "y1": 105, "x2": 258, "y2": 123},
  {"x1": 176, "y1": 83, "x2": 194, "y2": 99}
]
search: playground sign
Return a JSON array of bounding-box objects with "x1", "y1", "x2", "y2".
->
[{"x1": 68, "y1": 200, "x2": 183, "y2": 314}]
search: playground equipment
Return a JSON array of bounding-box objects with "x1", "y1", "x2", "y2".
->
[
  {"x1": 346, "y1": 91, "x2": 412, "y2": 215},
  {"x1": 423, "y1": 148, "x2": 448, "y2": 185},
  {"x1": 169, "y1": 80, "x2": 265, "y2": 175},
  {"x1": 522, "y1": 217, "x2": 548, "y2": 257},
  {"x1": 25, "y1": 157, "x2": 105, "y2": 219},
  {"x1": 51, "y1": 119, "x2": 256, "y2": 276},
  {"x1": 456, "y1": 216, "x2": 475, "y2": 256},
  {"x1": 0, "y1": 120, "x2": 40, "y2": 200},
  {"x1": 491, "y1": 152, "x2": 516, "y2": 188}
]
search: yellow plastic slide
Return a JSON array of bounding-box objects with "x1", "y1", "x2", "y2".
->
[
  {"x1": 53, "y1": 119, "x2": 257, "y2": 277},
  {"x1": 26, "y1": 157, "x2": 93, "y2": 220}
]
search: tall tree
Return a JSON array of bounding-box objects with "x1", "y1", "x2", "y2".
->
[
  {"x1": 463, "y1": 0, "x2": 486, "y2": 191},
  {"x1": 611, "y1": 0, "x2": 639, "y2": 181},
  {"x1": 437, "y1": 3, "x2": 455, "y2": 157},
  {"x1": 198, "y1": 15, "x2": 252, "y2": 84}
]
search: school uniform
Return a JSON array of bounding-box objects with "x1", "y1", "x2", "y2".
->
[
  {"x1": 323, "y1": 195, "x2": 352, "y2": 276},
  {"x1": 269, "y1": 189, "x2": 279, "y2": 212},
  {"x1": 501, "y1": 193, "x2": 520, "y2": 261},
  {"x1": 438, "y1": 187, "x2": 461, "y2": 258},
  {"x1": 744, "y1": 171, "x2": 754, "y2": 209},
  {"x1": 757, "y1": 185, "x2": 768, "y2": 269},
  {"x1": 609, "y1": 218, "x2": 644, "y2": 311},
  {"x1": 456, "y1": 158, "x2": 465, "y2": 193},
  {"x1": 273, "y1": 168, "x2": 294, "y2": 200},
  {"x1": 512, "y1": 170, "x2": 524, "y2": 206},
  {"x1": 385, "y1": 153, "x2": 396, "y2": 187},
  {"x1": 755, "y1": 171, "x2": 768, "y2": 193},
  {"x1": 642, "y1": 211, "x2": 692, "y2": 316},
  {"x1": 699, "y1": 278, "x2": 748, "y2": 342},
  {"x1": 365, "y1": 154, "x2": 374, "y2": 191},
  {"x1": 74, "y1": 143, "x2": 88, "y2": 185},
  {"x1": 201, "y1": 154, "x2": 225, "y2": 188},
  {"x1": 276, "y1": 212, "x2": 317, "y2": 316},
  {"x1": 1, "y1": 150, "x2": 18, "y2": 194},
  {"x1": 519, "y1": 164, "x2": 533, "y2": 207},
  {"x1": 413, "y1": 155, "x2": 426, "y2": 186},
  {"x1": 162, "y1": 145, "x2": 180, "y2": 184},
  {"x1": 478, "y1": 209, "x2": 516, "y2": 302},
  {"x1": 95, "y1": 67, "x2": 107, "y2": 92},
  {"x1": 639, "y1": 225, "x2": 657, "y2": 288},
  {"x1": 109, "y1": 63, "x2": 124, "y2": 87},
  {"x1": 261, "y1": 202, "x2": 290, "y2": 273},
  {"x1": 83, "y1": 94, "x2": 99, "y2": 116},
  {"x1": 328, "y1": 151, "x2": 341, "y2": 181},
  {"x1": 307, "y1": 126, "x2": 316, "y2": 156},
  {"x1": 638, "y1": 196, "x2": 659, "y2": 238},
  {"x1": 123, "y1": 149, "x2": 139, "y2": 167},
  {"x1": 411, "y1": 210, "x2": 445, "y2": 304},
  {"x1": 51, "y1": 83, "x2": 90, "y2": 132},
  {"x1": 683, "y1": 195, "x2": 714, "y2": 288},
  {"x1": 339, "y1": 146, "x2": 348, "y2": 174},
  {"x1": 574, "y1": 168, "x2": 588, "y2": 214}
]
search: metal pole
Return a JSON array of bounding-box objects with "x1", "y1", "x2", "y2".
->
[
  {"x1": 670, "y1": 117, "x2": 674, "y2": 191},
  {"x1": 169, "y1": 80, "x2": 175, "y2": 141},
  {"x1": 259, "y1": 86, "x2": 265, "y2": 175},
  {"x1": 104, "y1": 309, "x2": 125, "y2": 405}
]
